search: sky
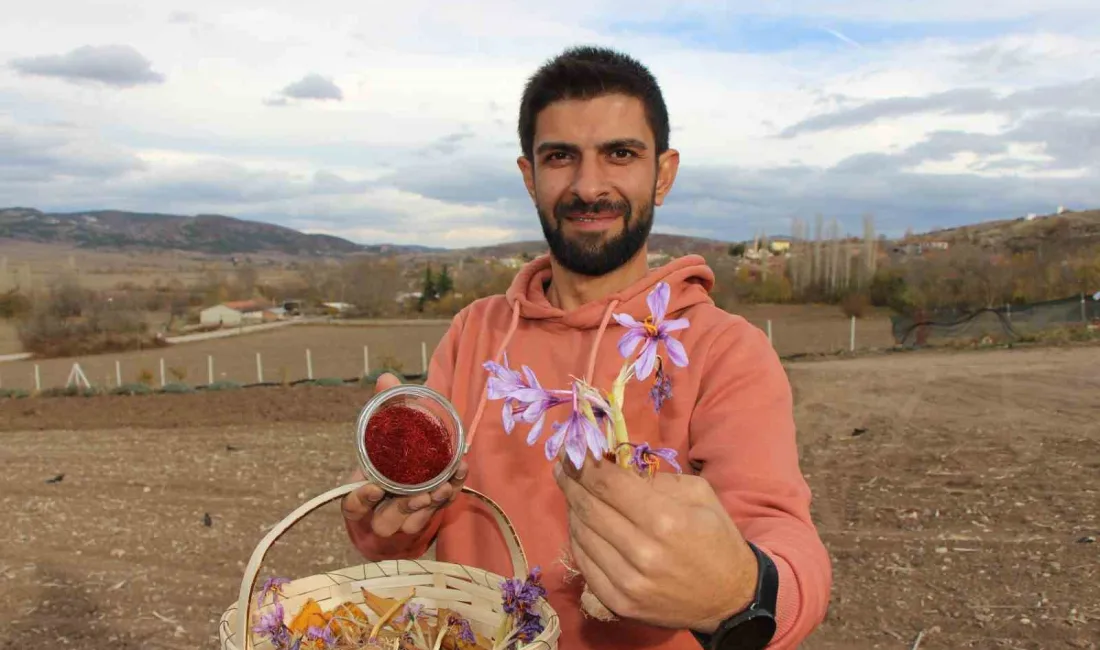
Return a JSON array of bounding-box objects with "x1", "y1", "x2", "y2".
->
[{"x1": 1, "y1": 1, "x2": 1098, "y2": 249}]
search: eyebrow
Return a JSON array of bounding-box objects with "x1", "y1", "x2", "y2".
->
[{"x1": 535, "y1": 138, "x2": 649, "y2": 155}]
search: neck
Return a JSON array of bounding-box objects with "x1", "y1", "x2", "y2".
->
[{"x1": 546, "y1": 246, "x2": 650, "y2": 311}]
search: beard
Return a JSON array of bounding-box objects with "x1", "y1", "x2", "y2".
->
[{"x1": 537, "y1": 190, "x2": 654, "y2": 277}]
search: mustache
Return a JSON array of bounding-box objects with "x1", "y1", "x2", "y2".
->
[{"x1": 554, "y1": 197, "x2": 631, "y2": 220}]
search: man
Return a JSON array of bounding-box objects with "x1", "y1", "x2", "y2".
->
[{"x1": 342, "y1": 46, "x2": 832, "y2": 649}]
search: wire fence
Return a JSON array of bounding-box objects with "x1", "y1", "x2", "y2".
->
[{"x1": 890, "y1": 293, "x2": 1100, "y2": 347}]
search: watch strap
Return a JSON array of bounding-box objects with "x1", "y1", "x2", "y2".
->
[{"x1": 693, "y1": 542, "x2": 779, "y2": 650}]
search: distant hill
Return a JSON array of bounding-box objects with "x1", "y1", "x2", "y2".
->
[
  {"x1": 907, "y1": 208, "x2": 1100, "y2": 253},
  {"x1": 0, "y1": 207, "x2": 440, "y2": 257}
]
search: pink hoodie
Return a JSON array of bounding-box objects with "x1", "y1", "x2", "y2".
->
[{"x1": 347, "y1": 254, "x2": 832, "y2": 648}]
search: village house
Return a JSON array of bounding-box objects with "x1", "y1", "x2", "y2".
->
[{"x1": 199, "y1": 299, "x2": 279, "y2": 327}]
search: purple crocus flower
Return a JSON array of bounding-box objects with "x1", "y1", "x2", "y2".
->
[
  {"x1": 628, "y1": 442, "x2": 682, "y2": 476},
  {"x1": 257, "y1": 576, "x2": 290, "y2": 606},
  {"x1": 394, "y1": 601, "x2": 424, "y2": 625},
  {"x1": 614, "y1": 282, "x2": 689, "y2": 380},
  {"x1": 447, "y1": 614, "x2": 476, "y2": 643},
  {"x1": 500, "y1": 567, "x2": 546, "y2": 616},
  {"x1": 305, "y1": 624, "x2": 336, "y2": 647},
  {"x1": 544, "y1": 384, "x2": 608, "y2": 470},
  {"x1": 483, "y1": 356, "x2": 570, "y2": 440},
  {"x1": 649, "y1": 365, "x2": 673, "y2": 412},
  {"x1": 251, "y1": 601, "x2": 290, "y2": 647}
]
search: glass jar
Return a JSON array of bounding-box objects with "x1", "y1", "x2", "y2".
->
[{"x1": 354, "y1": 384, "x2": 465, "y2": 496}]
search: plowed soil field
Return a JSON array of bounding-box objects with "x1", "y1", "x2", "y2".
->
[{"x1": 1, "y1": 343, "x2": 1097, "y2": 649}]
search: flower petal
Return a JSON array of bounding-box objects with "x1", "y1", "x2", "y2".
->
[
  {"x1": 544, "y1": 423, "x2": 566, "y2": 461},
  {"x1": 660, "y1": 317, "x2": 690, "y2": 333},
  {"x1": 612, "y1": 313, "x2": 641, "y2": 328},
  {"x1": 647, "y1": 282, "x2": 670, "y2": 324},
  {"x1": 582, "y1": 416, "x2": 607, "y2": 458},
  {"x1": 526, "y1": 413, "x2": 546, "y2": 445},
  {"x1": 511, "y1": 388, "x2": 550, "y2": 403},
  {"x1": 521, "y1": 365, "x2": 541, "y2": 388},
  {"x1": 502, "y1": 399, "x2": 515, "y2": 433},
  {"x1": 663, "y1": 336, "x2": 690, "y2": 367},
  {"x1": 617, "y1": 328, "x2": 646, "y2": 359},
  {"x1": 652, "y1": 447, "x2": 682, "y2": 473},
  {"x1": 564, "y1": 418, "x2": 588, "y2": 471},
  {"x1": 634, "y1": 339, "x2": 658, "y2": 380}
]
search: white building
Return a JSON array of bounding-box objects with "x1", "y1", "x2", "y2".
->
[{"x1": 199, "y1": 300, "x2": 269, "y2": 327}]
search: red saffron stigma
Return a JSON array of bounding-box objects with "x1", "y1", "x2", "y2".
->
[{"x1": 363, "y1": 403, "x2": 453, "y2": 485}]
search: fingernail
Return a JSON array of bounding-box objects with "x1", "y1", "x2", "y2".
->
[{"x1": 366, "y1": 490, "x2": 384, "y2": 503}]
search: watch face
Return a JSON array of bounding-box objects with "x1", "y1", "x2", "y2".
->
[{"x1": 716, "y1": 613, "x2": 777, "y2": 650}]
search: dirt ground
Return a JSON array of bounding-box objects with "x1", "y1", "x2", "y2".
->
[{"x1": 1, "y1": 343, "x2": 1097, "y2": 649}]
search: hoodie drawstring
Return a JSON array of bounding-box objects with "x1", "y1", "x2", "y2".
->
[
  {"x1": 585, "y1": 300, "x2": 619, "y2": 382},
  {"x1": 464, "y1": 298, "x2": 620, "y2": 455},
  {"x1": 464, "y1": 300, "x2": 522, "y2": 452}
]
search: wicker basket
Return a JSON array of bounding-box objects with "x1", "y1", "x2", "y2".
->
[{"x1": 218, "y1": 482, "x2": 560, "y2": 649}]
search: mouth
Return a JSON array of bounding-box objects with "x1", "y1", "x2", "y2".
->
[{"x1": 565, "y1": 212, "x2": 620, "y2": 223}]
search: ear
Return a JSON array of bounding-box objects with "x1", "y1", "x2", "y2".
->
[
  {"x1": 517, "y1": 155, "x2": 536, "y2": 202},
  {"x1": 654, "y1": 148, "x2": 680, "y2": 207}
]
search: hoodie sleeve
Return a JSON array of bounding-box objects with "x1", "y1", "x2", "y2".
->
[
  {"x1": 687, "y1": 318, "x2": 832, "y2": 649},
  {"x1": 344, "y1": 309, "x2": 467, "y2": 561}
]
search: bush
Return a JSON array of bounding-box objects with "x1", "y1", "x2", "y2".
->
[
  {"x1": 206, "y1": 380, "x2": 242, "y2": 391},
  {"x1": 839, "y1": 292, "x2": 871, "y2": 318},
  {"x1": 112, "y1": 383, "x2": 153, "y2": 396},
  {"x1": 16, "y1": 278, "x2": 168, "y2": 358},
  {"x1": 0, "y1": 289, "x2": 31, "y2": 319}
]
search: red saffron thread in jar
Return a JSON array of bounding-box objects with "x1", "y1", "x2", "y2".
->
[{"x1": 364, "y1": 403, "x2": 453, "y2": 485}]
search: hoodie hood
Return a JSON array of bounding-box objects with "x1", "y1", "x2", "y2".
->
[{"x1": 504, "y1": 253, "x2": 716, "y2": 330}]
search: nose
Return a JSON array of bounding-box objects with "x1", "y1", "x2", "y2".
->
[{"x1": 568, "y1": 154, "x2": 610, "y2": 204}]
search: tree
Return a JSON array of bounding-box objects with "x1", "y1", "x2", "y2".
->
[
  {"x1": 435, "y1": 264, "x2": 454, "y2": 296},
  {"x1": 418, "y1": 265, "x2": 438, "y2": 312}
]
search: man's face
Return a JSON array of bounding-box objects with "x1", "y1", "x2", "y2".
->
[{"x1": 518, "y1": 93, "x2": 679, "y2": 277}]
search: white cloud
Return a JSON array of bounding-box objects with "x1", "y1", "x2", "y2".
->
[{"x1": 0, "y1": 1, "x2": 1098, "y2": 248}]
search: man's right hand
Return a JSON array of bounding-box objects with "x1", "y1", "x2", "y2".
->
[{"x1": 341, "y1": 372, "x2": 468, "y2": 538}]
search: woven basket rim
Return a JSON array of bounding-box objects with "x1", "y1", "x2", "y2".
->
[{"x1": 221, "y1": 483, "x2": 561, "y2": 650}]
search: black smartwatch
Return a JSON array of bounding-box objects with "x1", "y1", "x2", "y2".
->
[{"x1": 692, "y1": 542, "x2": 779, "y2": 650}]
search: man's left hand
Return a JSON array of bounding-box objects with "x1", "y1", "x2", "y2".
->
[{"x1": 554, "y1": 457, "x2": 758, "y2": 633}]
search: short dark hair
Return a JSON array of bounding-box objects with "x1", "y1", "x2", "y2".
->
[{"x1": 518, "y1": 45, "x2": 670, "y2": 161}]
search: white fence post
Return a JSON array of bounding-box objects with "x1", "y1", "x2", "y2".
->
[
  {"x1": 849, "y1": 315, "x2": 856, "y2": 352},
  {"x1": 363, "y1": 345, "x2": 370, "y2": 376},
  {"x1": 115, "y1": 360, "x2": 122, "y2": 387},
  {"x1": 159, "y1": 358, "x2": 166, "y2": 387},
  {"x1": 421, "y1": 341, "x2": 428, "y2": 375},
  {"x1": 256, "y1": 352, "x2": 263, "y2": 383},
  {"x1": 34, "y1": 364, "x2": 40, "y2": 392},
  {"x1": 766, "y1": 319, "x2": 773, "y2": 344},
  {"x1": 208, "y1": 355, "x2": 214, "y2": 384},
  {"x1": 306, "y1": 348, "x2": 313, "y2": 380}
]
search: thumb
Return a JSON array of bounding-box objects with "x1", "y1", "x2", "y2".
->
[{"x1": 374, "y1": 372, "x2": 402, "y2": 393}]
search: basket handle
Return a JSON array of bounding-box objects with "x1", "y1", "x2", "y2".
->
[{"x1": 233, "y1": 482, "x2": 528, "y2": 649}]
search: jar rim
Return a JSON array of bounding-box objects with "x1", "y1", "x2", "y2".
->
[{"x1": 355, "y1": 384, "x2": 465, "y2": 495}]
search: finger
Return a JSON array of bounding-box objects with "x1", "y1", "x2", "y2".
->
[
  {"x1": 554, "y1": 462, "x2": 637, "y2": 550},
  {"x1": 342, "y1": 483, "x2": 385, "y2": 522},
  {"x1": 449, "y1": 459, "x2": 469, "y2": 485},
  {"x1": 567, "y1": 505, "x2": 637, "y2": 585},
  {"x1": 566, "y1": 457, "x2": 646, "y2": 522},
  {"x1": 369, "y1": 493, "x2": 432, "y2": 537},
  {"x1": 568, "y1": 532, "x2": 626, "y2": 618},
  {"x1": 374, "y1": 372, "x2": 402, "y2": 393}
]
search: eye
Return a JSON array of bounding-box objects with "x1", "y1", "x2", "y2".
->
[{"x1": 609, "y1": 149, "x2": 636, "y2": 160}]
